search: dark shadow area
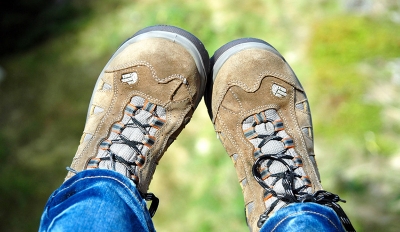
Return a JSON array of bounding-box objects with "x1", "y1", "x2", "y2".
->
[
  {"x1": 0, "y1": 1, "x2": 102, "y2": 231},
  {"x1": 0, "y1": 0, "x2": 94, "y2": 57}
]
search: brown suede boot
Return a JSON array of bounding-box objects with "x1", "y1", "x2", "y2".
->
[
  {"x1": 66, "y1": 25, "x2": 209, "y2": 216},
  {"x1": 205, "y1": 38, "x2": 354, "y2": 232}
]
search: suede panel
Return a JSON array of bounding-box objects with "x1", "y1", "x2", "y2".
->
[
  {"x1": 101, "y1": 72, "x2": 114, "y2": 87},
  {"x1": 211, "y1": 48, "x2": 322, "y2": 232},
  {"x1": 92, "y1": 90, "x2": 113, "y2": 109},
  {"x1": 67, "y1": 38, "x2": 201, "y2": 194},
  {"x1": 211, "y1": 49, "x2": 303, "y2": 121}
]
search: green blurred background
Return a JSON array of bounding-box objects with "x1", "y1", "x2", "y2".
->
[{"x1": 1, "y1": 0, "x2": 400, "y2": 231}]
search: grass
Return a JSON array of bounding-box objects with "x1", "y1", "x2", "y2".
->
[
  {"x1": 1, "y1": 0, "x2": 400, "y2": 231},
  {"x1": 308, "y1": 12, "x2": 400, "y2": 232}
]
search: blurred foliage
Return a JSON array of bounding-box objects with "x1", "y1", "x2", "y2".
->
[
  {"x1": 1, "y1": 0, "x2": 400, "y2": 231},
  {"x1": 308, "y1": 11, "x2": 400, "y2": 231}
]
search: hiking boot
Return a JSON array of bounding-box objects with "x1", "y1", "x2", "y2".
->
[
  {"x1": 66, "y1": 25, "x2": 209, "y2": 215},
  {"x1": 205, "y1": 38, "x2": 354, "y2": 231}
]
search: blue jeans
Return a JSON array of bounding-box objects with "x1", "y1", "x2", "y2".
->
[
  {"x1": 260, "y1": 203, "x2": 346, "y2": 232},
  {"x1": 39, "y1": 169, "x2": 155, "y2": 232},
  {"x1": 39, "y1": 170, "x2": 345, "y2": 232}
]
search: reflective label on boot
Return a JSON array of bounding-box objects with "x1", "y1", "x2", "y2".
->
[
  {"x1": 121, "y1": 72, "x2": 138, "y2": 85},
  {"x1": 272, "y1": 84, "x2": 287, "y2": 98}
]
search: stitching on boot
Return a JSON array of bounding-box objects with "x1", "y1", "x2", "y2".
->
[
  {"x1": 220, "y1": 104, "x2": 238, "y2": 115},
  {"x1": 108, "y1": 61, "x2": 189, "y2": 84},
  {"x1": 229, "y1": 88, "x2": 243, "y2": 109},
  {"x1": 217, "y1": 117, "x2": 258, "y2": 203},
  {"x1": 240, "y1": 104, "x2": 279, "y2": 119},
  {"x1": 139, "y1": 101, "x2": 192, "y2": 191},
  {"x1": 285, "y1": 90, "x2": 321, "y2": 190}
]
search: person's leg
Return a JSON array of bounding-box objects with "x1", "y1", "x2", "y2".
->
[
  {"x1": 205, "y1": 38, "x2": 354, "y2": 232},
  {"x1": 39, "y1": 169, "x2": 155, "y2": 232},
  {"x1": 260, "y1": 203, "x2": 345, "y2": 232},
  {"x1": 39, "y1": 25, "x2": 209, "y2": 231}
]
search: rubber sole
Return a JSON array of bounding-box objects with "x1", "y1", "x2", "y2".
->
[{"x1": 86, "y1": 25, "x2": 210, "y2": 121}]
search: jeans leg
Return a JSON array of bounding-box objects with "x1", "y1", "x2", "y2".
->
[
  {"x1": 39, "y1": 169, "x2": 155, "y2": 232},
  {"x1": 260, "y1": 203, "x2": 346, "y2": 232}
]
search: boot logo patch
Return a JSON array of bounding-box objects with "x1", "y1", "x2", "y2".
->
[
  {"x1": 121, "y1": 72, "x2": 138, "y2": 85},
  {"x1": 272, "y1": 84, "x2": 287, "y2": 98}
]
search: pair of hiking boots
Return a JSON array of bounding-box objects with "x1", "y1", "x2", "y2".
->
[{"x1": 65, "y1": 25, "x2": 353, "y2": 232}]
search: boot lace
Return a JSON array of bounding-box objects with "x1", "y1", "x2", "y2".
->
[
  {"x1": 243, "y1": 110, "x2": 355, "y2": 231},
  {"x1": 88, "y1": 96, "x2": 166, "y2": 217}
]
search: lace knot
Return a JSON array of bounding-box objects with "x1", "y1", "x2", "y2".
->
[{"x1": 298, "y1": 190, "x2": 346, "y2": 204}]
